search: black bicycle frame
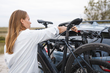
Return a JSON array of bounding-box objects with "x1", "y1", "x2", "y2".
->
[
  {"x1": 38, "y1": 43, "x2": 59, "y2": 73},
  {"x1": 38, "y1": 18, "x2": 95, "y2": 73}
]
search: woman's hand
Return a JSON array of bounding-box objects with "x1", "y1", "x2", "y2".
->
[
  {"x1": 71, "y1": 26, "x2": 78, "y2": 32},
  {"x1": 58, "y1": 26, "x2": 67, "y2": 34}
]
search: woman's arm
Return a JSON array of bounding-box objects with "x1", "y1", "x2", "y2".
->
[
  {"x1": 28, "y1": 26, "x2": 78, "y2": 44},
  {"x1": 58, "y1": 26, "x2": 67, "y2": 34}
]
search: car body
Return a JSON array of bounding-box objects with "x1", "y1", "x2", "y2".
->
[{"x1": 53, "y1": 20, "x2": 110, "y2": 73}]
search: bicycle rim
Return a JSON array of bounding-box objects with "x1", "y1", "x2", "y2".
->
[
  {"x1": 66, "y1": 43, "x2": 110, "y2": 73},
  {"x1": 71, "y1": 59, "x2": 110, "y2": 73}
]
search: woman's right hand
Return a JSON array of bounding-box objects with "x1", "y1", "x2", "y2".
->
[{"x1": 58, "y1": 26, "x2": 67, "y2": 34}]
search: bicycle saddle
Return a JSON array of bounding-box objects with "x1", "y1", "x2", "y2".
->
[
  {"x1": 37, "y1": 20, "x2": 53, "y2": 28},
  {"x1": 37, "y1": 20, "x2": 53, "y2": 24}
]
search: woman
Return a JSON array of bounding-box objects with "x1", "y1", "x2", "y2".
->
[{"x1": 4, "y1": 10, "x2": 78, "y2": 73}]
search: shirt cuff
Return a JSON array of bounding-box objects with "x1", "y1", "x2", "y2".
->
[{"x1": 54, "y1": 26, "x2": 59, "y2": 36}]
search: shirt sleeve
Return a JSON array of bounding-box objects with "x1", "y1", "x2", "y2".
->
[{"x1": 28, "y1": 26, "x2": 59, "y2": 44}]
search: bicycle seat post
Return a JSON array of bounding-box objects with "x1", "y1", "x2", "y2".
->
[{"x1": 43, "y1": 22, "x2": 48, "y2": 28}]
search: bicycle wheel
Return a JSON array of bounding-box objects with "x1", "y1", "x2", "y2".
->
[
  {"x1": 71, "y1": 59, "x2": 110, "y2": 73},
  {"x1": 66, "y1": 43, "x2": 110, "y2": 73}
]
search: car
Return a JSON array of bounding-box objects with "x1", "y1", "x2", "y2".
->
[
  {"x1": 77, "y1": 20, "x2": 110, "y2": 45},
  {"x1": 53, "y1": 20, "x2": 110, "y2": 73}
]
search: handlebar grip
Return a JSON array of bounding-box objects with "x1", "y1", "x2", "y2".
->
[
  {"x1": 70, "y1": 18, "x2": 82, "y2": 25},
  {"x1": 67, "y1": 18, "x2": 82, "y2": 30},
  {"x1": 58, "y1": 22, "x2": 69, "y2": 26}
]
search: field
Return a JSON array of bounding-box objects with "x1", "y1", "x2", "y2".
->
[
  {"x1": 0, "y1": 27, "x2": 7, "y2": 54},
  {"x1": 0, "y1": 27, "x2": 43, "y2": 54}
]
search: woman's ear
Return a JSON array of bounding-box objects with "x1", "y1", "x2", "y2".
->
[{"x1": 20, "y1": 18, "x2": 24, "y2": 24}]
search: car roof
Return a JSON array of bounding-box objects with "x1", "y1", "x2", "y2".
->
[{"x1": 77, "y1": 20, "x2": 110, "y2": 32}]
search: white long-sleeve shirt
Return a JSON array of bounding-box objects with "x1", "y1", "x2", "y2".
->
[{"x1": 4, "y1": 26, "x2": 59, "y2": 73}]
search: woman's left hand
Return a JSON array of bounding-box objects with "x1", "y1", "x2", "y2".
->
[{"x1": 71, "y1": 26, "x2": 78, "y2": 33}]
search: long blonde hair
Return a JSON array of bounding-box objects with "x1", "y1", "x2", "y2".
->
[{"x1": 6, "y1": 10, "x2": 27, "y2": 54}]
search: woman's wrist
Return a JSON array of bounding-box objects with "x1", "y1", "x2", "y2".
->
[{"x1": 58, "y1": 26, "x2": 67, "y2": 34}]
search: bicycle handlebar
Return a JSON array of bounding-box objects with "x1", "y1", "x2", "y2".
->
[
  {"x1": 58, "y1": 18, "x2": 82, "y2": 28},
  {"x1": 59, "y1": 22, "x2": 69, "y2": 26},
  {"x1": 67, "y1": 18, "x2": 82, "y2": 30}
]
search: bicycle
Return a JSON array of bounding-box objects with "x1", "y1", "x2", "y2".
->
[
  {"x1": 56, "y1": 22, "x2": 110, "y2": 73},
  {"x1": 62, "y1": 23, "x2": 110, "y2": 73},
  {"x1": 37, "y1": 18, "x2": 110, "y2": 73}
]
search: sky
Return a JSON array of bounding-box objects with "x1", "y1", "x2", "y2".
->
[{"x1": 0, "y1": 0, "x2": 89, "y2": 27}]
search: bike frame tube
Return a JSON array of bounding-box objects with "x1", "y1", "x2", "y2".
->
[
  {"x1": 61, "y1": 29, "x2": 69, "y2": 73},
  {"x1": 38, "y1": 43, "x2": 59, "y2": 73},
  {"x1": 61, "y1": 28, "x2": 88, "y2": 73}
]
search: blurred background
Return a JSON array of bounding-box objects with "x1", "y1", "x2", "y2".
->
[
  {"x1": 1, "y1": 0, "x2": 110, "y2": 73},
  {"x1": 1, "y1": 0, "x2": 110, "y2": 54}
]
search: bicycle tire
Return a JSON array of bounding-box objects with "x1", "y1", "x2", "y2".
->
[
  {"x1": 71, "y1": 59, "x2": 110, "y2": 73},
  {"x1": 66, "y1": 43, "x2": 110, "y2": 73}
]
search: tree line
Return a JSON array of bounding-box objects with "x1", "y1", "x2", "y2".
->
[{"x1": 84, "y1": 0, "x2": 110, "y2": 21}]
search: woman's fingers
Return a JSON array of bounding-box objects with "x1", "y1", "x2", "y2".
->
[{"x1": 71, "y1": 26, "x2": 78, "y2": 32}]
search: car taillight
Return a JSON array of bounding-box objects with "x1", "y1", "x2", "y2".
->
[
  {"x1": 100, "y1": 61, "x2": 110, "y2": 72},
  {"x1": 45, "y1": 47, "x2": 48, "y2": 53},
  {"x1": 78, "y1": 30, "x2": 80, "y2": 32}
]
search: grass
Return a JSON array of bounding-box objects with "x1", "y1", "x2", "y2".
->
[
  {"x1": 0, "y1": 37, "x2": 5, "y2": 54},
  {"x1": 0, "y1": 42, "x2": 5, "y2": 54},
  {"x1": 0, "y1": 27, "x2": 6, "y2": 54},
  {"x1": 0, "y1": 36, "x2": 5, "y2": 40},
  {"x1": 0, "y1": 27, "x2": 8, "y2": 31}
]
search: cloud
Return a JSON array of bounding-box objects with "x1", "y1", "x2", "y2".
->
[{"x1": 0, "y1": 0, "x2": 89, "y2": 27}]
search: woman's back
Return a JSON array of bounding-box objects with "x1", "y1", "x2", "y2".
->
[{"x1": 4, "y1": 27, "x2": 59, "y2": 73}]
